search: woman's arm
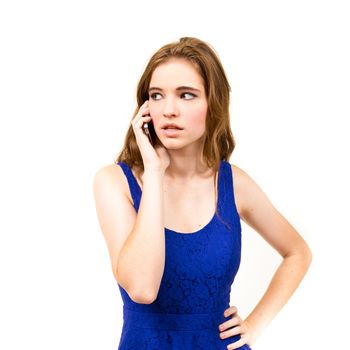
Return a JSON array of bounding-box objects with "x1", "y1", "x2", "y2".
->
[
  {"x1": 233, "y1": 165, "x2": 312, "y2": 343},
  {"x1": 93, "y1": 165, "x2": 166, "y2": 304}
]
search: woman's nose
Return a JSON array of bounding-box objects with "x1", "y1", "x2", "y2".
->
[{"x1": 162, "y1": 97, "x2": 179, "y2": 117}]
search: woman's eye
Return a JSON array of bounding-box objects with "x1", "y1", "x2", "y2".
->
[
  {"x1": 150, "y1": 93, "x2": 161, "y2": 100},
  {"x1": 182, "y1": 93, "x2": 195, "y2": 100},
  {"x1": 150, "y1": 92, "x2": 195, "y2": 100}
]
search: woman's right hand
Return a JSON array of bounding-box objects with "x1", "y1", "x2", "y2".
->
[{"x1": 131, "y1": 100, "x2": 170, "y2": 173}]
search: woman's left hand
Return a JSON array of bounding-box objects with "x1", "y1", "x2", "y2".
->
[{"x1": 218, "y1": 305, "x2": 255, "y2": 349}]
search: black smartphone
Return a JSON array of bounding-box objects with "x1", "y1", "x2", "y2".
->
[{"x1": 142, "y1": 114, "x2": 154, "y2": 146}]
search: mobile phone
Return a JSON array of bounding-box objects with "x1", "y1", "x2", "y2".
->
[{"x1": 142, "y1": 114, "x2": 154, "y2": 145}]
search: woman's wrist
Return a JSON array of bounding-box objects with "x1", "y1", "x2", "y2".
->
[{"x1": 243, "y1": 318, "x2": 261, "y2": 346}]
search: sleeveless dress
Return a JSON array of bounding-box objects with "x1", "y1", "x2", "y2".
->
[{"x1": 116, "y1": 160, "x2": 252, "y2": 350}]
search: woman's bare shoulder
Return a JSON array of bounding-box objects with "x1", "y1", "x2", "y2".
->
[
  {"x1": 94, "y1": 163, "x2": 124, "y2": 180},
  {"x1": 229, "y1": 163, "x2": 263, "y2": 218},
  {"x1": 230, "y1": 162, "x2": 280, "y2": 221},
  {"x1": 229, "y1": 163, "x2": 256, "y2": 188},
  {"x1": 93, "y1": 163, "x2": 133, "y2": 204}
]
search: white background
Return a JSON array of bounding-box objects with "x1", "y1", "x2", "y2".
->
[{"x1": 1, "y1": 1, "x2": 349, "y2": 349}]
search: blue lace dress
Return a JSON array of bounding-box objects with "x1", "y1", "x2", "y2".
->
[{"x1": 116, "y1": 160, "x2": 252, "y2": 349}]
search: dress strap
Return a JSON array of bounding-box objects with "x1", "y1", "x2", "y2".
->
[
  {"x1": 218, "y1": 161, "x2": 241, "y2": 231},
  {"x1": 116, "y1": 161, "x2": 142, "y2": 211}
]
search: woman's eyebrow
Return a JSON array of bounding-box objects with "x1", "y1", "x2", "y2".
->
[{"x1": 148, "y1": 86, "x2": 201, "y2": 93}]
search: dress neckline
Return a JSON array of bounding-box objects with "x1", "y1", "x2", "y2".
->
[{"x1": 129, "y1": 160, "x2": 223, "y2": 236}]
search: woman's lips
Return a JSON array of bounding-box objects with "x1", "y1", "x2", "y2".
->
[{"x1": 161, "y1": 128, "x2": 183, "y2": 137}]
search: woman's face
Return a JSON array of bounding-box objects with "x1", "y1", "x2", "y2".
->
[{"x1": 148, "y1": 58, "x2": 208, "y2": 148}]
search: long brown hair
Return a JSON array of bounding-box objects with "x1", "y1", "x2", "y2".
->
[{"x1": 115, "y1": 37, "x2": 236, "y2": 230}]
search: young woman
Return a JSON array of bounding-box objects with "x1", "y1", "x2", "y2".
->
[{"x1": 93, "y1": 37, "x2": 312, "y2": 350}]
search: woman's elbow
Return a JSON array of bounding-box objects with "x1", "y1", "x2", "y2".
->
[
  {"x1": 298, "y1": 241, "x2": 313, "y2": 268},
  {"x1": 287, "y1": 239, "x2": 313, "y2": 266},
  {"x1": 129, "y1": 289, "x2": 157, "y2": 304}
]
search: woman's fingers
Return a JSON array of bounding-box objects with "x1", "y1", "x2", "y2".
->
[
  {"x1": 219, "y1": 315, "x2": 242, "y2": 332},
  {"x1": 132, "y1": 101, "x2": 150, "y2": 131},
  {"x1": 218, "y1": 306, "x2": 253, "y2": 348},
  {"x1": 131, "y1": 101, "x2": 153, "y2": 145},
  {"x1": 227, "y1": 336, "x2": 247, "y2": 349},
  {"x1": 224, "y1": 305, "x2": 237, "y2": 317},
  {"x1": 219, "y1": 324, "x2": 242, "y2": 339},
  {"x1": 130, "y1": 100, "x2": 170, "y2": 171},
  {"x1": 136, "y1": 115, "x2": 152, "y2": 133},
  {"x1": 218, "y1": 315, "x2": 254, "y2": 349},
  {"x1": 219, "y1": 307, "x2": 245, "y2": 346}
]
